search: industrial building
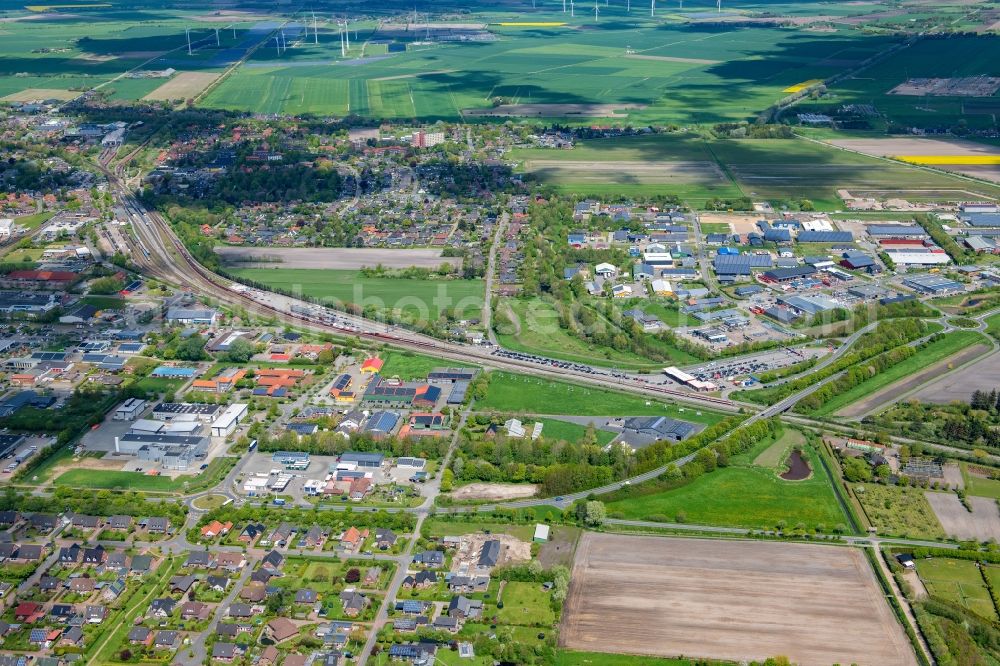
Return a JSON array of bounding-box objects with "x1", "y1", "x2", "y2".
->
[
  {"x1": 152, "y1": 403, "x2": 224, "y2": 422},
  {"x1": 210, "y1": 404, "x2": 249, "y2": 438},
  {"x1": 903, "y1": 274, "x2": 964, "y2": 295},
  {"x1": 113, "y1": 398, "x2": 147, "y2": 421}
]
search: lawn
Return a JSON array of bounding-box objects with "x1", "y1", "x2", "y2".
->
[
  {"x1": 752, "y1": 427, "x2": 806, "y2": 468},
  {"x1": 817, "y1": 331, "x2": 986, "y2": 416},
  {"x1": 607, "y1": 445, "x2": 847, "y2": 530},
  {"x1": 535, "y1": 418, "x2": 617, "y2": 446},
  {"x1": 853, "y1": 483, "x2": 946, "y2": 540},
  {"x1": 130, "y1": 376, "x2": 186, "y2": 395},
  {"x1": 228, "y1": 267, "x2": 484, "y2": 322},
  {"x1": 497, "y1": 581, "x2": 555, "y2": 627},
  {"x1": 986, "y1": 312, "x2": 1000, "y2": 340},
  {"x1": 496, "y1": 297, "x2": 682, "y2": 370},
  {"x1": 481, "y1": 371, "x2": 725, "y2": 425},
  {"x1": 379, "y1": 350, "x2": 472, "y2": 381},
  {"x1": 79, "y1": 295, "x2": 128, "y2": 310},
  {"x1": 918, "y1": 558, "x2": 997, "y2": 621},
  {"x1": 53, "y1": 456, "x2": 236, "y2": 493},
  {"x1": 962, "y1": 463, "x2": 1000, "y2": 500}
]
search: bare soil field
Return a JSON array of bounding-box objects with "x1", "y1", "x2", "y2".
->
[
  {"x1": 698, "y1": 212, "x2": 760, "y2": 234},
  {"x1": 625, "y1": 54, "x2": 720, "y2": 65},
  {"x1": 889, "y1": 77, "x2": 1000, "y2": 97},
  {"x1": 193, "y1": 10, "x2": 272, "y2": 22},
  {"x1": 450, "y1": 483, "x2": 538, "y2": 501},
  {"x1": 926, "y1": 492, "x2": 1000, "y2": 541},
  {"x1": 938, "y1": 164, "x2": 1000, "y2": 184},
  {"x1": 143, "y1": 72, "x2": 219, "y2": 101},
  {"x1": 912, "y1": 350, "x2": 1000, "y2": 403},
  {"x1": 451, "y1": 533, "x2": 531, "y2": 573},
  {"x1": 215, "y1": 247, "x2": 461, "y2": 270},
  {"x1": 464, "y1": 103, "x2": 645, "y2": 117},
  {"x1": 2, "y1": 88, "x2": 78, "y2": 102},
  {"x1": 561, "y1": 532, "x2": 915, "y2": 666},
  {"x1": 837, "y1": 343, "x2": 989, "y2": 417},
  {"x1": 521, "y1": 160, "x2": 726, "y2": 184},
  {"x1": 380, "y1": 22, "x2": 487, "y2": 30},
  {"x1": 829, "y1": 137, "x2": 1000, "y2": 157}
]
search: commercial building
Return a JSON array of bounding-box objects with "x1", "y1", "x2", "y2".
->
[
  {"x1": 113, "y1": 398, "x2": 147, "y2": 421},
  {"x1": 340, "y1": 451, "x2": 384, "y2": 469},
  {"x1": 903, "y1": 274, "x2": 964, "y2": 295},
  {"x1": 211, "y1": 404, "x2": 249, "y2": 438},
  {"x1": 165, "y1": 307, "x2": 218, "y2": 326},
  {"x1": 152, "y1": 403, "x2": 224, "y2": 422},
  {"x1": 272, "y1": 451, "x2": 310, "y2": 470}
]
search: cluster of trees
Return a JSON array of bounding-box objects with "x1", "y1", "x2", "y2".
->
[
  {"x1": 0, "y1": 486, "x2": 185, "y2": 523},
  {"x1": 452, "y1": 417, "x2": 632, "y2": 496},
  {"x1": 795, "y1": 342, "x2": 917, "y2": 413},
  {"x1": 867, "y1": 399, "x2": 1000, "y2": 452},
  {"x1": 0, "y1": 156, "x2": 77, "y2": 193},
  {"x1": 257, "y1": 429, "x2": 449, "y2": 461},
  {"x1": 88, "y1": 276, "x2": 125, "y2": 295},
  {"x1": 358, "y1": 264, "x2": 456, "y2": 279},
  {"x1": 198, "y1": 503, "x2": 415, "y2": 533},
  {"x1": 916, "y1": 597, "x2": 1000, "y2": 666},
  {"x1": 740, "y1": 318, "x2": 931, "y2": 405},
  {"x1": 415, "y1": 160, "x2": 522, "y2": 201},
  {"x1": 914, "y1": 213, "x2": 973, "y2": 265},
  {"x1": 712, "y1": 122, "x2": 795, "y2": 139}
]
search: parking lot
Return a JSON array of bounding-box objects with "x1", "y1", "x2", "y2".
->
[{"x1": 0, "y1": 434, "x2": 52, "y2": 477}]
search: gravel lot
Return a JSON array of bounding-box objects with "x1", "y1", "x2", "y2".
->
[
  {"x1": 912, "y1": 350, "x2": 1000, "y2": 403},
  {"x1": 561, "y1": 532, "x2": 916, "y2": 666},
  {"x1": 925, "y1": 492, "x2": 1000, "y2": 541}
]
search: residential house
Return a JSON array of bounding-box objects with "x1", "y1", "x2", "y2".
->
[
  {"x1": 266, "y1": 617, "x2": 298, "y2": 642},
  {"x1": 153, "y1": 630, "x2": 179, "y2": 650},
  {"x1": 206, "y1": 575, "x2": 230, "y2": 592},
  {"x1": 374, "y1": 528, "x2": 397, "y2": 550},
  {"x1": 216, "y1": 552, "x2": 246, "y2": 571},
  {"x1": 148, "y1": 598, "x2": 176, "y2": 618},
  {"x1": 185, "y1": 551, "x2": 215, "y2": 568},
  {"x1": 69, "y1": 577, "x2": 96, "y2": 594},
  {"x1": 448, "y1": 595, "x2": 483, "y2": 620},
  {"x1": 128, "y1": 626, "x2": 153, "y2": 647},
  {"x1": 339, "y1": 590, "x2": 369, "y2": 617},
  {"x1": 180, "y1": 601, "x2": 211, "y2": 621}
]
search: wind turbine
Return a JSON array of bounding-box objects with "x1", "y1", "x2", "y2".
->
[
  {"x1": 185, "y1": 28, "x2": 192, "y2": 55},
  {"x1": 650, "y1": 0, "x2": 655, "y2": 16},
  {"x1": 717, "y1": 0, "x2": 721, "y2": 11},
  {"x1": 312, "y1": 11, "x2": 318, "y2": 44},
  {"x1": 338, "y1": 21, "x2": 346, "y2": 57},
  {"x1": 570, "y1": 0, "x2": 575, "y2": 16},
  {"x1": 562, "y1": 0, "x2": 566, "y2": 11},
  {"x1": 345, "y1": 18, "x2": 351, "y2": 49},
  {"x1": 214, "y1": 28, "x2": 220, "y2": 46},
  {"x1": 593, "y1": 0, "x2": 599, "y2": 21},
  {"x1": 626, "y1": 0, "x2": 630, "y2": 12}
]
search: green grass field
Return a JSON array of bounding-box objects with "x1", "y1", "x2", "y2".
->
[
  {"x1": 379, "y1": 350, "x2": 472, "y2": 380},
  {"x1": 497, "y1": 581, "x2": 555, "y2": 626},
  {"x1": 799, "y1": 35, "x2": 1000, "y2": 130},
  {"x1": 752, "y1": 427, "x2": 806, "y2": 468},
  {"x1": 962, "y1": 463, "x2": 1000, "y2": 500},
  {"x1": 820, "y1": 331, "x2": 987, "y2": 417},
  {"x1": 481, "y1": 371, "x2": 725, "y2": 425},
  {"x1": 512, "y1": 133, "x2": 1000, "y2": 207},
  {"x1": 496, "y1": 297, "x2": 687, "y2": 371},
  {"x1": 607, "y1": 444, "x2": 846, "y2": 530},
  {"x1": 229, "y1": 267, "x2": 483, "y2": 321},
  {"x1": 535, "y1": 418, "x2": 617, "y2": 446},
  {"x1": 918, "y1": 558, "x2": 997, "y2": 621},
  {"x1": 53, "y1": 456, "x2": 235, "y2": 493}
]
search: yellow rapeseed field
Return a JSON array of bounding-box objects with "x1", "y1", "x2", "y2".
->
[
  {"x1": 894, "y1": 155, "x2": 1000, "y2": 165},
  {"x1": 782, "y1": 79, "x2": 823, "y2": 93}
]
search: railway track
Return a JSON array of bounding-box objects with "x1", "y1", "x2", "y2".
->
[{"x1": 102, "y1": 165, "x2": 742, "y2": 412}]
